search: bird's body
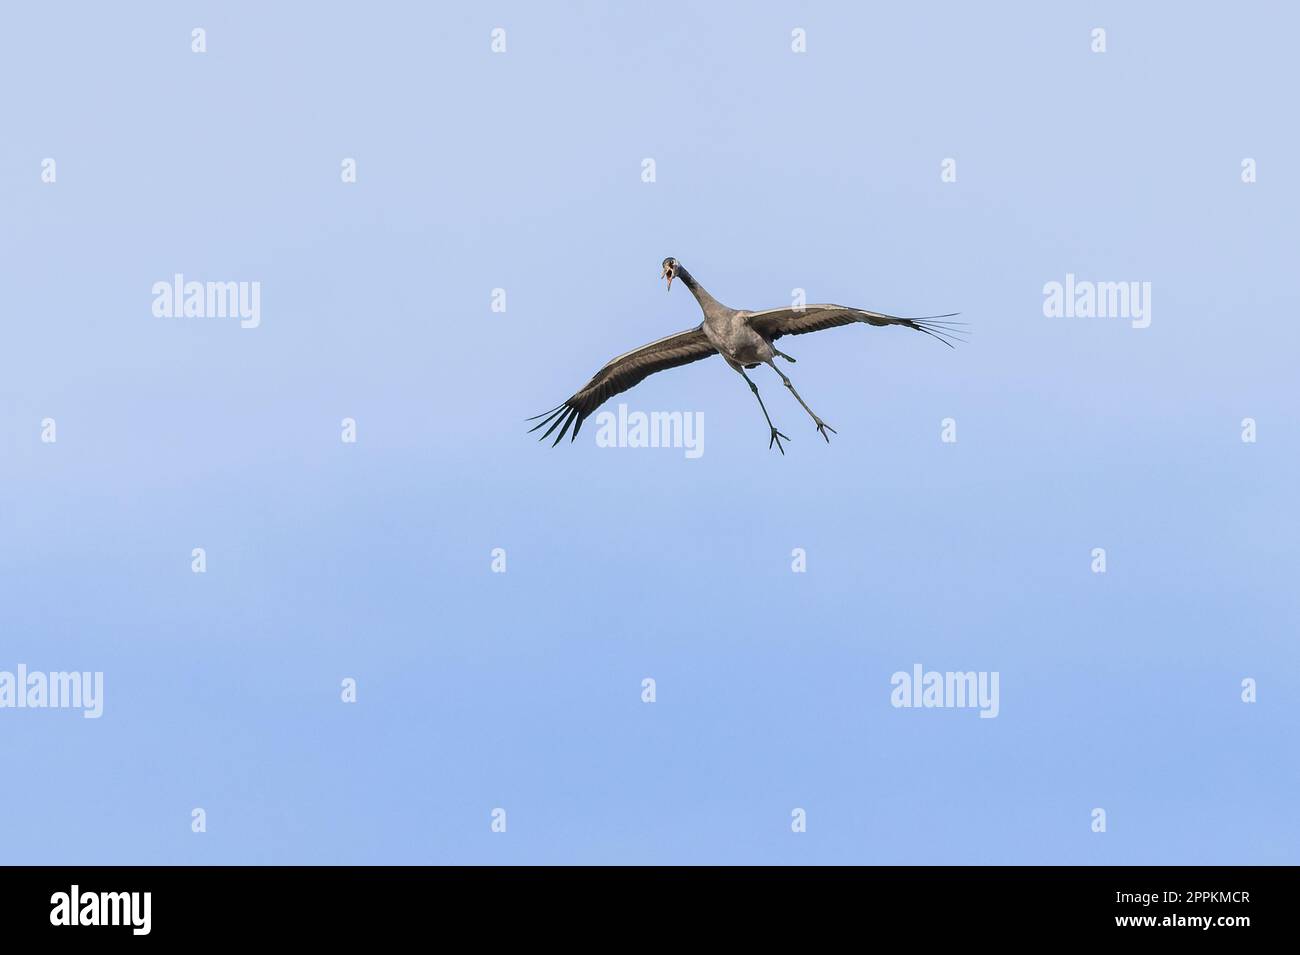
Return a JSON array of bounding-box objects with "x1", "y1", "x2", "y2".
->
[
  {"x1": 670, "y1": 265, "x2": 770, "y2": 365},
  {"x1": 701, "y1": 311, "x2": 768, "y2": 368},
  {"x1": 530, "y1": 258, "x2": 964, "y2": 453}
]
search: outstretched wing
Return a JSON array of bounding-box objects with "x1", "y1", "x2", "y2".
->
[
  {"x1": 529, "y1": 326, "x2": 717, "y2": 445},
  {"x1": 745, "y1": 305, "x2": 966, "y2": 349}
]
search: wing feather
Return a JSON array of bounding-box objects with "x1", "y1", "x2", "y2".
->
[{"x1": 529, "y1": 326, "x2": 717, "y2": 445}]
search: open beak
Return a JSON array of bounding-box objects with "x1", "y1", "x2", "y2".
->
[{"x1": 661, "y1": 265, "x2": 674, "y2": 292}]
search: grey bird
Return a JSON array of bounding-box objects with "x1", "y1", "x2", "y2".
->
[{"x1": 529, "y1": 258, "x2": 965, "y2": 453}]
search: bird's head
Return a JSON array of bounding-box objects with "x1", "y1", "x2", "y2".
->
[{"x1": 660, "y1": 257, "x2": 679, "y2": 292}]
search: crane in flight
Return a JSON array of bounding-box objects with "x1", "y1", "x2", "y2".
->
[{"x1": 530, "y1": 258, "x2": 965, "y2": 454}]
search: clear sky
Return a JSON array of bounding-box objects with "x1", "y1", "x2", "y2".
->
[{"x1": 1, "y1": 1, "x2": 1296, "y2": 864}]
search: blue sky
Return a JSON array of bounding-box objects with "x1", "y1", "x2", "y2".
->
[{"x1": 0, "y1": 2, "x2": 1296, "y2": 864}]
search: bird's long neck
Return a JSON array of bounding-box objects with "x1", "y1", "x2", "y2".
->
[{"x1": 676, "y1": 266, "x2": 722, "y2": 312}]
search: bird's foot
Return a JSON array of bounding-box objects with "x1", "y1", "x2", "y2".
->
[
  {"x1": 769, "y1": 428, "x2": 791, "y2": 455},
  {"x1": 776, "y1": 350, "x2": 796, "y2": 363},
  {"x1": 814, "y1": 420, "x2": 837, "y2": 443}
]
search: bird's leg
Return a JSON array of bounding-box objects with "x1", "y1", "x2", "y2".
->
[
  {"x1": 765, "y1": 360, "x2": 836, "y2": 443},
  {"x1": 738, "y1": 367, "x2": 790, "y2": 454},
  {"x1": 773, "y1": 349, "x2": 796, "y2": 363}
]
